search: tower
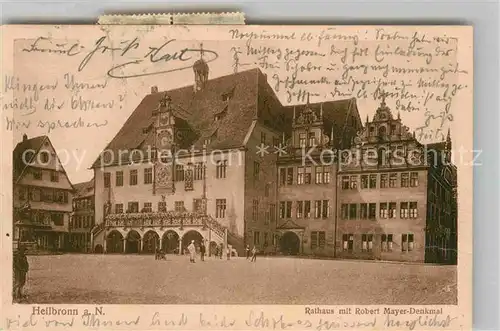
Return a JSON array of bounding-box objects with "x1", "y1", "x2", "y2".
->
[
  {"x1": 153, "y1": 92, "x2": 176, "y2": 194},
  {"x1": 193, "y1": 43, "x2": 209, "y2": 92},
  {"x1": 444, "y1": 128, "x2": 452, "y2": 163}
]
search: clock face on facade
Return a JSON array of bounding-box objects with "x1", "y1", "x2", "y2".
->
[
  {"x1": 408, "y1": 150, "x2": 421, "y2": 165},
  {"x1": 155, "y1": 165, "x2": 171, "y2": 185},
  {"x1": 158, "y1": 130, "x2": 173, "y2": 148}
]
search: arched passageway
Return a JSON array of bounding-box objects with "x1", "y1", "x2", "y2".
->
[
  {"x1": 280, "y1": 232, "x2": 300, "y2": 255},
  {"x1": 126, "y1": 230, "x2": 141, "y2": 254},
  {"x1": 143, "y1": 231, "x2": 160, "y2": 254},
  {"x1": 106, "y1": 230, "x2": 124, "y2": 253},
  {"x1": 162, "y1": 230, "x2": 179, "y2": 254},
  {"x1": 181, "y1": 230, "x2": 204, "y2": 254},
  {"x1": 94, "y1": 244, "x2": 104, "y2": 254}
]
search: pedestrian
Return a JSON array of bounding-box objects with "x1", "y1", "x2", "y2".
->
[
  {"x1": 200, "y1": 241, "x2": 206, "y2": 262},
  {"x1": 188, "y1": 240, "x2": 196, "y2": 263},
  {"x1": 226, "y1": 246, "x2": 231, "y2": 260},
  {"x1": 13, "y1": 245, "x2": 29, "y2": 300},
  {"x1": 251, "y1": 246, "x2": 257, "y2": 262},
  {"x1": 245, "y1": 245, "x2": 250, "y2": 259}
]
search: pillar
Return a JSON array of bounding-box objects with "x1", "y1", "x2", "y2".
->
[
  {"x1": 139, "y1": 239, "x2": 143, "y2": 253},
  {"x1": 159, "y1": 236, "x2": 163, "y2": 252},
  {"x1": 208, "y1": 229, "x2": 212, "y2": 257},
  {"x1": 123, "y1": 238, "x2": 127, "y2": 253},
  {"x1": 90, "y1": 231, "x2": 94, "y2": 253},
  {"x1": 178, "y1": 239, "x2": 182, "y2": 255}
]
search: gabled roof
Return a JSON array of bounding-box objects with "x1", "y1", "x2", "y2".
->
[
  {"x1": 73, "y1": 179, "x2": 94, "y2": 199},
  {"x1": 13, "y1": 135, "x2": 48, "y2": 182},
  {"x1": 92, "y1": 68, "x2": 262, "y2": 168},
  {"x1": 91, "y1": 67, "x2": 361, "y2": 168}
]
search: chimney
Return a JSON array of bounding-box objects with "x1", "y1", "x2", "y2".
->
[
  {"x1": 22, "y1": 134, "x2": 27, "y2": 142},
  {"x1": 151, "y1": 86, "x2": 159, "y2": 94}
]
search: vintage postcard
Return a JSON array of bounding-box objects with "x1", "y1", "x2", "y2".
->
[{"x1": 1, "y1": 25, "x2": 473, "y2": 330}]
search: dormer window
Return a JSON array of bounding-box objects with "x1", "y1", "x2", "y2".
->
[
  {"x1": 214, "y1": 106, "x2": 228, "y2": 122},
  {"x1": 222, "y1": 93, "x2": 231, "y2": 102},
  {"x1": 204, "y1": 139, "x2": 211, "y2": 146}
]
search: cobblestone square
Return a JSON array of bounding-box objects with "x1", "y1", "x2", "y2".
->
[{"x1": 20, "y1": 254, "x2": 457, "y2": 305}]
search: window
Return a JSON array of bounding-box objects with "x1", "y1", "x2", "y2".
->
[
  {"x1": 279, "y1": 168, "x2": 286, "y2": 186},
  {"x1": 360, "y1": 203, "x2": 368, "y2": 219},
  {"x1": 361, "y1": 175, "x2": 368, "y2": 189},
  {"x1": 286, "y1": 201, "x2": 292, "y2": 218},
  {"x1": 51, "y1": 213, "x2": 64, "y2": 226},
  {"x1": 144, "y1": 168, "x2": 153, "y2": 184},
  {"x1": 368, "y1": 203, "x2": 376, "y2": 219},
  {"x1": 304, "y1": 201, "x2": 311, "y2": 218},
  {"x1": 410, "y1": 172, "x2": 419, "y2": 187},
  {"x1": 315, "y1": 200, "x2": 322, "y2": 218},
  {"x1": 40, "y1": 151, "x2": 50, "y2": 163},
  {"x1": 252, "y1": 199, "x2": 259, "y2": 221},
  {"x1": 287, "y1": 167, "x2": 294, "y2": 185},
  {"x1": 381, "y1": 234, "x2": 393, "y2": 252},
  {"x1": 379, "y1": 203, "x2": 388, "y2": 218},
  {"x1": 116, "y1": 171, "x2": 123, "y2": 186},
  {"x1": 343, "y1": 234, "x2": 354, "y2": 251},
  {"x1": 273, "y1": 137, "x2": 280, "y2": 147},
  {"x1": 216, "y1": 199, "x2": 226, "y2": 218},
  {"x1": 341, "y1": 204, "x2": 349, "y2": 219},
  {"x1": 322, "y1": 200, "x2": 329, "y2": 218},
  {"x1": 297, "y1": 167, "x2": 305, "y2": 185},
  {"x1": 194, "y1": 162, "x2": 205, "y2": 180},
  {"x1": 129, "y1": 170, "x2": 138, "y2": 186},
  {"x1": 254, "y1": 162, "x2": 260, "y2": 179},
  {"x1": 143, "y1": 202, "x2": 152, "y2": 213},
  {"x1": 369, "y1": 174, "x2": 377, "y2": 188},
  {"x1": 296, "y1": 201, "x2": 303, "y2": 218},
  {"x1": 350, "y1": 175, "x2": 357, "y2": 189},
  {"x1": 400, "y1": 202, "x2": 409, "y2": 218},
  {"x1": 389, "y1": 202, "x2": 397, "y2": 218},
  {"x1": 308, "y1": 132, "x2": 316, "y2": 146},
  {"x1": 50, "y1": 171, "x2": 59, "y2": 182},
  {"x1": 115, "y1": 203, "x2": 123, "y2": 214},
  {"x1": 265, "y1": 184, "x2": 270, "y2": 197},
  {"x1": 323, "y1": 167, "x2": 331, "y2": 184},
  {"x1": 174, "y1": 201, "x2": 185, "y2": 212},
  {"x1": 270, "y1": 204, "x2": 276, "y2": 223},
  {"x1": 158, "y1": 201, "x2": 167, "y2": 212},
  {"x1": 254, "y1": 231, "x2": 260, "y2": 245},
  {"x1": 299, "y1": 133, "x2": 306, "y2": 147},
  {"x1": 264, "y1": 233, "x2": 269, "y2": 246},
  {"x1": 341, "y1": 176, "x2": 350, "y2": 189},
  {"x1": 402, "y1": 233, "x2": 414, "y2": 252},
  {"x1": 175, "y1": 165, "x2": 184, "y2": 182},
  {"x1": 279, "y1": 201, "x2": 286, "y2": 219},
  {"x1": 128, "y1": 202, "x2": 139, "y2": 213},
  {"x1": 401, "y1": 173, "x2": 409, "y2": 187},
  {"x1": 304, "y1": 167, "x2": 312, "y2": 184},
  {"x1": 315, "y1": 166, "x2": 323, "y2": 184},
  {"x1": 216, "y1": 160, "x2": 227, "y2": 179},
  {"x1": 389, "y1": 173, "x2": 397, "y2": 187},
  {"x1": 311, "y1": 231, "x2": 326, "y2": 249},
  {"x1": 104, "y1": 172, "x2": 110, "y2": 187},
  {"x1": 380, "y1": 174, "x2": 388, "y2": 188},
  {"x1": 349, "y1": 203, "x2": 357, "y2": 219},
  {"x1": 361, "y1": 234, "x2": 373, "y2": 252},
  {"x1": 193, "y1": 199, "x2": 202, "y2": 213},
  {"x1": 260, "y1": 132, "x2": 267, "y2": 145},
  {"x1": 409, "y1": 202, "x2": 418, "y2": 218}
]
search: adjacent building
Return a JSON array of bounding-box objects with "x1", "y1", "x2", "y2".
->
[
  {"x1": 13, "y1": 134, "x2": 74, "y2": 252},
  {"x1": 88, "y1": 59, "x2": 457, "y2": 263},
  {"x1": 71, "y1": 179, "x2": 95, "y2": 252},
  {"x1": 335, "y1": 98, "x2": 457, "y2": 264}
]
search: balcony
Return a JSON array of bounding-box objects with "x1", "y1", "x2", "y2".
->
[{"x1": 104, "y1": 211, "x2": 226, "y2": 237}]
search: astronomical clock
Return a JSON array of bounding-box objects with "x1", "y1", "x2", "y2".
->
[{"x1": 153, "y1": 92, "x2": 176, "y2": 194}]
